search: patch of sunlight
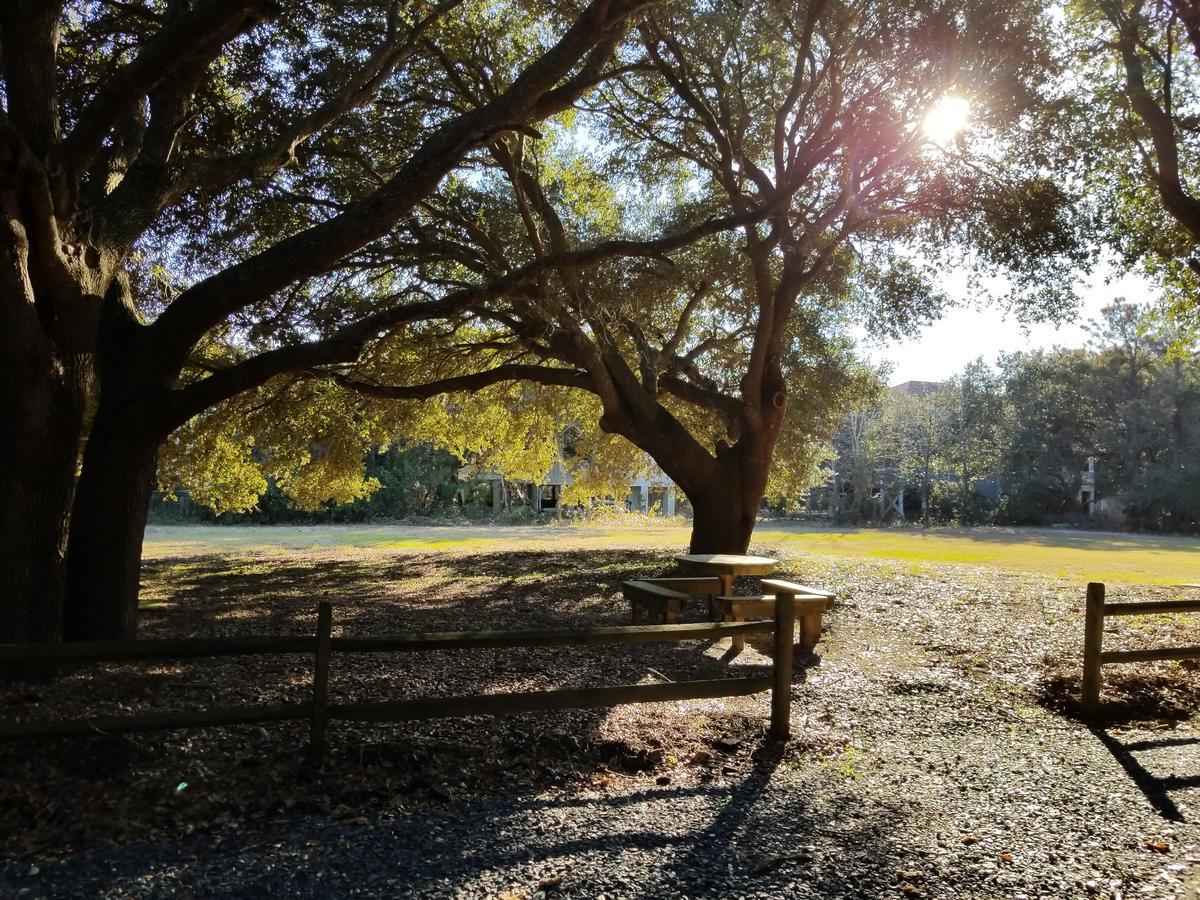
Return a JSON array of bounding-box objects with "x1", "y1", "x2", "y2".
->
[
  {"x1": 375, "y1": 537, "x2": 499, "y2": 550},
  {"x1": 924, "y1": 94, "x2": 970, "y2": 144},
  {"x1": 755, "y1": 527, "x2": 1200, "y2": 586}
]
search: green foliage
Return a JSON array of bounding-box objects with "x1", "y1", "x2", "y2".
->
[
  {"x1": 152, "y1": 441, "x2": 466, "y2": 524},
  {"x1": 1059, "y1": 1, "x2": 1200, "y2": 331},
  {"x1": 1122, "y1": 463, "x2": 1200, "y2": 534},
  {"x1": 826, "y1": 301, "x2": 1200, "y2": 530},
  {"x1": 993, "y1": 473, "x2": 1078, "y2": 526}
]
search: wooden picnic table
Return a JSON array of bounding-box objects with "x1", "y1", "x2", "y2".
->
[
  {"x1": 674, "y1": 553, "x2": 779, "y2": 598},
  {"x1": 625, "y1": 554, "x2": 831, "y2": 653}
]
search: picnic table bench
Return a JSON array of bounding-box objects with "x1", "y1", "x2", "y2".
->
[
  {"x1": 622, "y1": 577, "x2": 723, "y2": 625},
  {"x1": 621, "y1": 570, "x2": 836, "y2": 653},
  {"x1": 714, "y1": 579, "x2": 836, "y2": 653}
]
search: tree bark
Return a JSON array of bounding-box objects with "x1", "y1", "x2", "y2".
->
[
  {"x1": 63, "y1": 413, "x2": 160, "y2": 641},
  {"x1": 682, "y1": 436, "x2": 774, "y2": 555},
  {"x1": 688, "y1": 485, "x2": 758, "y2": 554},
  {"x1": 0, "y1": 359, "x2": 82, "y2": 644},
  {"x1": 0, "y1": 154, "x2": 89, "y2": 644}
]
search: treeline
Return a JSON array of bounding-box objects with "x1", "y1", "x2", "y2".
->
[
  {"x1": 827, "y1": 302, "x2": 1200, "y2": 532},
  {"x1": 150, "y1": 445, "x2": 477, "y2": 525}
]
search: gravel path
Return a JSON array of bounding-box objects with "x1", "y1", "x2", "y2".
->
[
  {"x1": 6, "y1": 704, "x2": 1197, "y2": 900},
  {"x1": 3, "y1": 548, "x2": 1200, "y2": 898}
]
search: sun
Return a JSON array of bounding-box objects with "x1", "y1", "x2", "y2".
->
[{"x1": 923, "y1": 94, "x2": 970, "y2": 145}]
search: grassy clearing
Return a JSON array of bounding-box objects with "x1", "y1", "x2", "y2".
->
[
  {"x1": 143, "y1": 521, "x2": 1200, "y2": 586},
  {"x1": 755, "y1": 526, "x2": 1200, "y2": 586}
]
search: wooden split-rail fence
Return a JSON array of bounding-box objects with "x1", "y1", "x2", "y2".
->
[
  {"x1": 0, "y1": 590, "x2": 808, "y2": 765},
  {"x1": 1082, "y1": 581, "x2": 1200, "y2": 715}
]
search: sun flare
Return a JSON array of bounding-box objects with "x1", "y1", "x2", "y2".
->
[{"x1": 923, "y1": 94, "x2": 970, "y2": 144}]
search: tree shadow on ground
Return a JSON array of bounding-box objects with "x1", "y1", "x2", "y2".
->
[
  {"x1": 1037, "y1": 664, "x2": 1200, "y2": 727},
  {"x1": 4, "y1": 749, "x2": 917, "y2": 899},
  {"x1": 1, "y1": 547, "x2": 826, "y2": 860}
]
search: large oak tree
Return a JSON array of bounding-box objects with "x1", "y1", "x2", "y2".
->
[
  {"x1": 3, "y1": 0, "x2": 1081, "y2": 643},
  {"x1": 0, "y1": 0, "x2": 655, "y2": 642},
  {"x1": 307, "y1": 0, "x2": 1082, "y2": 553}
]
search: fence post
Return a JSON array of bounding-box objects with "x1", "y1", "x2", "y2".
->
[
  {"x1": 1082, "y1": 582, "x2": 1105, "y2": 717},
  {"x1": 308, "y1": 600, "x2": 333, "y2": 767},
  {"x1": 770, "y1": 590, "x2": 796, "y2": 740}
]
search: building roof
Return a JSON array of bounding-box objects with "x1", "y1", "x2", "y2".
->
[{"x1": 889, "y1": 380, "x2": 942, "y2": 397}]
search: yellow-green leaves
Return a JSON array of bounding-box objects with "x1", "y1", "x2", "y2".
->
[{"x1": 159, "y1": 428, "x2": 267, "y2": 516}]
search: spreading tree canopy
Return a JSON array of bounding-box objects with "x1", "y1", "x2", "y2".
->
[
  {"x1": 1066, "y1": 1, "x2": 1200, "y2": 329},
  {"x1": 0, "y1": 0, "x2": 655, "y2": 642},
  {"x1": 236, "y1": 0, "x2": 1081, "y2": 553},
  {"x1": 3, "y1": 0, "x2": 1083, "y2": 642}
]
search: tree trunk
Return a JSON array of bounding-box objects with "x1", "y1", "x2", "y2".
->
[
  {"x1": 684, "y1": 441, "x2": 772, "y2": 554},
  {"x1": 0, "y1": 364, "x2": 82, "y2": 643},
  {"x1": 63, "y1": 415, "x2": 160, "y2": 641},
  {"x1": 688, "y1": 486, "x2": 757, "y2": 554},
  {"x1": 0, "y1": 222, "x2": 88, "y2": 643}
]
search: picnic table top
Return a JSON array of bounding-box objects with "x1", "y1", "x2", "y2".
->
[{"x1": 674, "y1": 554, "x2": 779, "y2": 575}]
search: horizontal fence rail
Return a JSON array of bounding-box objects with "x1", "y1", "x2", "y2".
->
[
  {"x1": 0, "y1": 622, "x2": 774, "y2": 664},
  {"x1": 0, "y1": 703, "x2": 313, "y2": 741},
  {"x1": 331, "y1": 621, "x2": 773, "y2": 653},
  {"x1": 0, "y1": 592, "x2": 805, "y2": 762},
  {"x1": 0, "y1": 635, "x2": 318, "y2": 663},
  {"x1": 329, "y1": 678, "x2": 774, "y2": 724},
  {"x1": 1082, "y1": 582, "x2": 1200, "y2": 715}
]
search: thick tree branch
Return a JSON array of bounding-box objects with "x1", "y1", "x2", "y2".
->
[
  {"x1": 0, "y1": 2, "x2": 64, "y2": 158},
  {"x1": 148, "y1": 0, "x2": 653, "y2": 376},
  {"x1": 164, "y1": 202, "x2": 761, "y2": 424},
  {"x1": 658, "y1": 373, "x2": 741, "y2": 421},
  {"x1": 63, "y1": 0, "x2": 280, "y2": 177},
  {"x1": 166, "y1": 292, "x2": 474, "y2": 425},
  {"x1": 332, "y1": 364, "x2": 595, "y2": 399},
  {"x1": 1116, "y1": 11, "x2": 1200, "y2": 241},
  {"x1": 167, "y1": 0, "x2": 460, "y2": 203}
]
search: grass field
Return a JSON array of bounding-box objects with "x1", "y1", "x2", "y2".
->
[
  {"x1": 143, "y1": 520, "x2": 1200, "y2": 586},
  {"x1": 754, "y1": 525, "x2": 1200, "y2": 586}
]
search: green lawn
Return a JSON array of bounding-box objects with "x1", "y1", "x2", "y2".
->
[
  {"x1": 143, "y1": 521, "x2": 1200, "y2": 586},
  {"x1": 753, "y1": 525, "x2": 1200, "y2": 586}
]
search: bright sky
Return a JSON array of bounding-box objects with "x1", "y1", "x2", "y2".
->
[{"x1": 863, "y1": 262, "x2": 1156, "y2": 384}]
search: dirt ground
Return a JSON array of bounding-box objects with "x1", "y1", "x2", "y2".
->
[{"x1": 2, "y1": 527, "x2": 1200, "y2": 898}]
